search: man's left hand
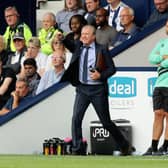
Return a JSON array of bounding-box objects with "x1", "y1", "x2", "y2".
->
[{"x1": 90, "y1": 70, "x2": 100, "y2": 80}]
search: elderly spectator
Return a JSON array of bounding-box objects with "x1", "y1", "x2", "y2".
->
[
  {"x1": 0, "y1": 77, "x2": 31, "y2": 116},
  {"x1": 21, "y1": 37, "x2": 47, "y2": 77},
  {"x1": 111, "y1": 6, "x2": 140, "y2": 48},
  {"x1": 104, "y1": 0, "x2": 129, "y2": 32},
  {"x1": 95, "y1": 8, "x2": 118, "y2": 48},
  {"x1": 4, "y1": 32, "x2": 27, "y2": 74},
  {"x1": 38, "y1": 12, "x2": 61, "y2": 55},
  {"x1": 56, "y1": 0, "x2": 85, "y2": 33},
  {"x1": 36, "y1": 51, "x2": 65, "y2": 94},
  {"x1": 3, "y1": 6, "x2": 32, "y2": 52},
  {"x1": 143, "y1": 0, "x2": 168, "y2": 29},
  {"x1": 84, "y1": 0, "x2": 100, "y2": 27},
  {"x1": 0, "y1": 35, "x2": 8, "y2": 65},
  {"x1": 0, "y1": 57, "x2": 16, "y2": 110}
]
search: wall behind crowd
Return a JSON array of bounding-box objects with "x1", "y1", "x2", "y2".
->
[{"x1": 0, "y1": 0, "x2": 36, "y2": 35}]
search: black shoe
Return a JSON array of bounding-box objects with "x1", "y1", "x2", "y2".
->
[
  {"x1": 158, "y1": 146, "x2": 168, "y2": 155},
  {"x1": 143, "y1": 147, "x2": 162, "y2": 156},
  {"x1": 121, "y1": 145, "x2": 136, "y2": 156}
]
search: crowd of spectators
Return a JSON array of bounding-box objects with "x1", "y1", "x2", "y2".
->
[{"x1": 0, "y1": 0, "x2": 167, "y2": 117}]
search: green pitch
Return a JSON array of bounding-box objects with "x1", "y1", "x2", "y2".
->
[{"x1": 0, "y1": 155, "x2": 168, "y2": 168}]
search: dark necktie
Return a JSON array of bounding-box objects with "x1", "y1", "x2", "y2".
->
[
  {"x1": 82, "y1": 46, "x2": 90, "y2": 82},
  {"x1": 112, "y1": 6, "x2": 120, "y2": 29}
]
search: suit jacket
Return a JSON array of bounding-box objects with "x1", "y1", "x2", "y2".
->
[{"x1": 61, "y1": 39, "x2": 116, "y2": 86}]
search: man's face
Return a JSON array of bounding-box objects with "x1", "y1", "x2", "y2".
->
[
  {"x1": 119, "y1": 8, "x2": 134, "y2": 27},
  {"x1": 80, "y1": 26, "x2": 96, "y2": 45},
  {"x1": 15, "y1": 81, "x2": 29, "y2": 98},
  {"x1": 51, "y1": 51, "x2": 65, "y2": 67},
  {"x1": 96, "y1": 9, "x2": 107, "y2": 27},
  {"x1": 5, "y1": 9, "x2": 18, "y2": 27},
  {"x1": 66, "y1": 0, "x2": 77, "y2": 9},
  {"x1": 85, "y1": 0, "x2": 99, "y2": 13},
  {"x1": 42, "y1": 14, "x2": 55, "y2": 30},
  {"x1": 24, "y1": 65, "x2": 36, "y2": 78},
  {"x1": 13, "y1": 39, "x2": 25, "y2": 52},
  {"x1": 154, "y1": 0, "x2": 168, "y2": 13}
]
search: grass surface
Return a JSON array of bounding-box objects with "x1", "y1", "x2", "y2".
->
[{"x1": 0, "y1": 155, "x2": 168, "y2": 168}]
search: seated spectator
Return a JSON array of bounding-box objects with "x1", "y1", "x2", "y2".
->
[
  {"x1": 0, "y1": 77, "x2": 31, "y2": 116},
  {"x1": 65, "y1": 14, "x2": 87, "y2": 46},
  {"x1": 110, "y1": 6, "x2": 140, "y2": 48},
  {"x1": 84, "y1": 0, "x2": 100, "y2": 27},
  {"x1": 3, "y1": 6, "x2": 32, "y2": 53},
  {"x1": 56, "y1": 0, "x2": 85, "y2": 33},
  {"x1": 0, "y1": 35, "x2": 9, "y2": 65},
  {"x1": 143, "y1": 0, "x2": 168, "y2": 29},
  {"x1": 36, "y1": 52, "x2": 66, "y2": 94},
  {"x1": 45, "y1": 36, "x2": 72, "y2": 71},
  {"x1": 0, "y1": 57, "x2": 16, "y2": 110},
  {"x1": 4, "y1": 32, "x2": 27, "y2": 74},
  {"x1": 21, "y1": 37, "x2": 47, "y2": 77},
  {"x1": 95, "y1": 8, "x2": 118, "y2": 48},
  {"x1": 38, "y1": 12, "x2": 61, "y2": 55},
  {"x1": 20, "y1": 58, "x2": 41, "y2": 96},
  {"x1": 104, "y1": 0, "x2": 129, "y2": 32}
]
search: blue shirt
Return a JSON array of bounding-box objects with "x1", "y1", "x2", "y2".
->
[
  {"x1": 79, "y1": 42, "x2": 102, "y2": 85},
  {"x1": 4, "y1": 95, "x2": 32, "y2": 111},
  {"x1": 36, "y1": 69, "x2": 65, "y2": 94}
]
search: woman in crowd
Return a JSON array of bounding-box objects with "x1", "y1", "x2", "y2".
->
[
  {"x1": 45, "y1": 35, "x2": 72, "y2": 71},
  {"x1": 21, "y1": 37, "x2": 47, "y2": 77}
]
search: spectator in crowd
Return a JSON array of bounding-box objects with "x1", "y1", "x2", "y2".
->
[
  {"x1": 0, "y1": 77, "x2": 31, "y2": 116},
  {"x1": 0, "y1": 57, "x2": 16, "y2": 110},
  {"x1": 104, "y1": 0, "x2": 128, "y2": 32},
  {"x1": 21, "y1": 58, "x2": 41, "y2": 96},
  {"x1": 143, "y1": 0, "x2": 168, "y2": 29},
  {"x1": 3, "y1": 6, "x2": 32, "y2": 52},
  {"x1": 95, "y1": 8, "x2": 118, "y2": 48},
  {"x1": 45, "y1": 36, "x2": 71, "y2": 71},
  {"x1": 65, "y1": 14, "x2": 87, "y2": 46},
  {"x1": 143, "y1": 20, "x2": 168, "y2": 156},
  {"x1": 111, "y1": 6, "x2": 140, "y2": 48},
  {"x1": 56, "y1": 0, "x2": 85, "y2": 33},
  {"x1": 84, "y1": 0, "x2": 100, "y2": 27},
  {"x1": 0, "y1": 35, "x2": 8, "y2": 65},
  {"x1": 36, "y1": 51, "x2": 65, "y2": 94},
  {"x1": 21, "y1": 37, "x2": 47, "y2": 77},
  {"x1": 4, "y1": 32, "x2": 27, "y2": 75},
  {"x1": 38, "y1": 12, "x2": 61, "y2": 56},
  {"x1": 58, "y1": 25, "x2": 133, "y2": 155}
]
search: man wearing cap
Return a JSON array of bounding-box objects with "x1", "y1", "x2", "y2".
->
[
  {"x1": 4, "y1": 32, "x2": 27, "y2": 74},
  {"x1": 3, "y1": 6, "x2": 32, "y2": 53}
]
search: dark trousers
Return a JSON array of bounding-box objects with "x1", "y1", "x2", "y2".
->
[{"x1": 72, "y1": 84, "x2": 129, "y2": 152}]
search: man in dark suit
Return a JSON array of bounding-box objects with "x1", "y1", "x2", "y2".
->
[{"x1": 59, "y1": 25, "x2": 132, "y2": 155}]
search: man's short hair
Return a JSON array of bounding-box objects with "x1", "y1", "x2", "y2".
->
[{"x1": 23, "y1": 58, "x2": 37, "y2": 69}]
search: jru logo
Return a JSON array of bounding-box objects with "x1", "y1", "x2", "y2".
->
[
  {"x1": 108, "y1": 77, "x2": 137, "y2": 98},
  {"x1": 92, "y1": 128, "x2": 110, "y2": 138},
  {"x1": 148, "y1": 77, "x2": 156, "y2": 97}
]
